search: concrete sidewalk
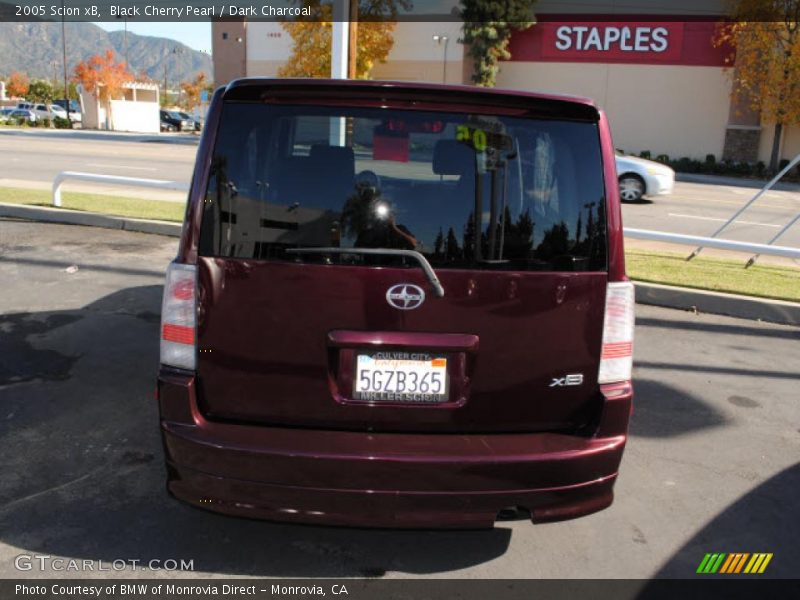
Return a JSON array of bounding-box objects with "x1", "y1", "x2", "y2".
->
[{"x1": 0, "y1": 127, "x2": 199, "y2": 146}]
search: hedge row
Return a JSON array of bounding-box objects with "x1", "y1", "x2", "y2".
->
[
  {"x1": 6, "y1": 116, "x2": 72, "y2": 129},
  {"x1": 635, "y1": 150, "x2": 799, "y2": 182}
]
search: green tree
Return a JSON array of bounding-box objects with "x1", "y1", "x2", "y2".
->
[
  {"x1": 716, "y1": 0, "x2": 800, "y2": 171},
  {"x1": 459, "y1": 0, "x2": 537, "y2": 87},
  {"x1": 27, "y1": 79, "x2": 55, "y2": 103}
]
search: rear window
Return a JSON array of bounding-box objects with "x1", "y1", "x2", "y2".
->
[{"x1": 198, "y1": 102, "x2": 607, "y2": 272}]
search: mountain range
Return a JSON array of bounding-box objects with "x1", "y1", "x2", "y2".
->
[{"x1": 0, "y1": 21, "x2": 212, "y2": 85}]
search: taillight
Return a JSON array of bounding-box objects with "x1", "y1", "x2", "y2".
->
[
  {"x1": 598, "y1": 281, "x2": 635, "y2": 384},
  {"x1": 160, "y1": 262, "x2": 197, "y2": 370}
]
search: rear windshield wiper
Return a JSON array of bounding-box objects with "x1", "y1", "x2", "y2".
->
[{"x1": 286, "y1": 247, "x2": 445, "y2": 298}]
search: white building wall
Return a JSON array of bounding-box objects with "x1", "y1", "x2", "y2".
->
[
  {"x1": 246, "y1": 22, "x2": 293, "y2": 76},
  {"x1": 497, "y1": 62, "x2": 732, "y2": 160},
  {"x1": 108, "y1": 99, "x2": 159, "y2": 133},
  {"x1": 245, "y1": 21, "x2": 465, "y2": 84}
]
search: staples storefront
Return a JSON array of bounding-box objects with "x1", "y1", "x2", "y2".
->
[
  {"x1": 496, "y1": 16, "x2": 798, "y2": 164},
  {"x1": 218, "y1": 10, "x2": 800, "y2": 164}
]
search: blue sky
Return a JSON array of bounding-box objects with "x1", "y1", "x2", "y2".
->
[
  {"x1": 96, "y1": 22, "x2": 212, "y2": 53},
  {"x1": 94, "y1": 1, "x2": 459, "y2": 53}
]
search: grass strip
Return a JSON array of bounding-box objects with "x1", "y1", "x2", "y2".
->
[
  {"x1": 0, "y1": 186, "x2": 184, "y2": 222},
  {"x1": 627, "y1": 249, "x2": 800, "y2": 303}
]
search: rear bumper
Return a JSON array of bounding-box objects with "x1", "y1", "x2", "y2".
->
[{"x1": 158, "y1": 371, "x2": 632, "y2": 529}]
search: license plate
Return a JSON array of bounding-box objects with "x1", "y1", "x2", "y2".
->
[{"x1": 354, "y1": 352, "x2": 449, "y2": 403}]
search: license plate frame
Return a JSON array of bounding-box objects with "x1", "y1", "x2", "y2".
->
[{"x1": 353, "y1": 351, "x2": 450, "y2": 404}]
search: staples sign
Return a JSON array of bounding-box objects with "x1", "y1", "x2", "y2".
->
[{"x1": 542, "y1": 22, "x2": 684, "y2": 63}]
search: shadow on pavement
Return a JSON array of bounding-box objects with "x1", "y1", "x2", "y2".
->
[
  {"x1": 636, "y1": 361, "x2": 800, "y2": 382},
  {"x1": 0, "y1": 286, "x2": 510, "y2": 577},
  {"x1": 627, "y1": 377, "x2": 728, "y2": 439},
  {"x1": 637, "y1": 316, "x2": 800, "y2": 342},
  {"x1": 644, "y1": 462, "x2": 800, "y2": 580}
]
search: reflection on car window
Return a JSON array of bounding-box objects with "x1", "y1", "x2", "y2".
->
[{"x1": 199, "y1": 103, "x2": 607, "y2": 272}]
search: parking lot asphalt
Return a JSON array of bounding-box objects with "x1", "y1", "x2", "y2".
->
[{"x1": 0, "y1": 220, "x2": 798, "y2": 579}]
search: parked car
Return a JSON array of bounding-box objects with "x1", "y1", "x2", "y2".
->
[
  {"x1": 160, "y1": 119, "x2": 178, "y2": 133},
  {"x1": 31, "y1": 104, "x2": 52, "y2": 120},
  {"x1": 615, "y1": 151, "x2": 675, "y2": 202},
  {"x1": 160, "y1": 110, "x2": 193, "y2": 132},
  {"x1": 8, "y1": 109, "x2": 36, "y2": 124},
  {"x1": 157, "y1": 80, "x2": 635, "y2": 529},
  {"x1": 0, "y1": 107, "x2": 16, "y2": 123},
  {"x1": 53, "y1": 99, "x2": 81, "y2": 123},
  {"x1": 48, "y1": 104, "x2": 67, "y2": 119},
  {"x1": 23, "y1": 103, "x2": 67, "y2": 122},
  {"x1": 177, "y1": 111, "x2": 202, "y2": 131}
]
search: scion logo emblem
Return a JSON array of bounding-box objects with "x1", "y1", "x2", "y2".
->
[{"x1": 386, "y1": 284, "x2": 426, "y2": 310}]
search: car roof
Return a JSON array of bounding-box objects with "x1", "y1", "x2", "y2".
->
[
  {"x1": 222, "y1": 78, "x2": 601, "y2": 120},
  {"x1": 226, "y1": 78, "x2": 597, "y2": 107}
]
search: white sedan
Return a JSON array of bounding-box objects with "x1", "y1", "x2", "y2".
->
[
  {"x1": 615, "y1": 152, "x2": 675, "y2": 202},
  {"x1": 31, "y1": 103, "x2": 68, "y2": 121}
]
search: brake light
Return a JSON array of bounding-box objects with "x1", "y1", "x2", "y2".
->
[
  {"x1": 598, "y1": 281, "x2": 635, "y2": 384},
  {"x1": 160, "y1": 262, "x2": 197, "y2": 370}
]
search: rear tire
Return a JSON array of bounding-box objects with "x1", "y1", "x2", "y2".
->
[{"x1": 619, "y1": 174, "x2": 646, "y2": 203}]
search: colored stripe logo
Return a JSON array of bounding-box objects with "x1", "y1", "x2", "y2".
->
[{"x1": 697, "y1": 553, "x2": 773, "y2": 574}]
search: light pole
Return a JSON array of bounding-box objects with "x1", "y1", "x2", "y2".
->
[
  {"x1": 61, "y1": 0, "x2": 69, "y2": 121},
  {"x1": 432, "y1": 34, "x2": 449, "y2": 83},
  {"x1": 116, "y1": 15, "x2": 129, "y2": 67},
  {"x1": 164, "y1": 46, "x2": 184, "y2": 106}
]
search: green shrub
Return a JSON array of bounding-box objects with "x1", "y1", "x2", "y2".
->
[
  {"x1": 53, "y1": 116, "x2": 71, "y2": 129},
  {"x1": 621, "y1": 149, "x2": 799, "y2": 182}
]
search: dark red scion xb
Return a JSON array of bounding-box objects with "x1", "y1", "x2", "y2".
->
[{"x1": 157, "y1": 79, "x2": 634, "y2": 529}]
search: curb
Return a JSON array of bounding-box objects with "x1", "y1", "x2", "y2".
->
[
  {"x1": 634, "y1": 282, "x2": 800, "y2": 327},
  {"x1": 0, "y1": 203, "x2": 182, "y2": 237},
  {"x1": 2, "y1": 203, "x2": 798, "y2": 326},
  {"x1": 675, "y1": 172, "x2": 800, "y2": 192}
]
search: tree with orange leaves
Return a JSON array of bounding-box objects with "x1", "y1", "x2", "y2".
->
[
  {"x1": 278, "y1": 0, "x2": 411, "y2": 79},
  {"x1": 180, "y1": 72, "x2": 207, "y2": 110},
  {"x1": 716, "y1": 0, "x2": 800, "y2": 171},
  {"x1": 6, "y1": 72, "x2": 30, "y2": 98},
  {"x1": 73, "y1": 50, "x2": 133, "y2": 129}
]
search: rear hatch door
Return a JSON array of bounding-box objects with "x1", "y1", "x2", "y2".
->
[{"x1": 195, "y1": 84, "x2": 609, "y2": 434}]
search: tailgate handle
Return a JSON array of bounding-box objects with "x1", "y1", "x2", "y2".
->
[{"x1": 286, "y1": 247, "x2": 445, "y2": 298}]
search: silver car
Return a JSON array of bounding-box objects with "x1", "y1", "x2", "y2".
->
[{"x1": 615, "y1": 151, "x2": 675, "y2": 202}]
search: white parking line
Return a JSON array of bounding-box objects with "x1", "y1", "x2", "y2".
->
[
  {"x1": 86, "y1": 163, "x2": 157, "y2": 171},
  {"x1": 666, "y1": 195, "x2": 798, "y2": 210},
  {"x1": 668, "y1": 213, "x2": 782, "y2": 228},
  {"x1": 726, "y1": 187, "x2": 750, "y2": 195}
]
